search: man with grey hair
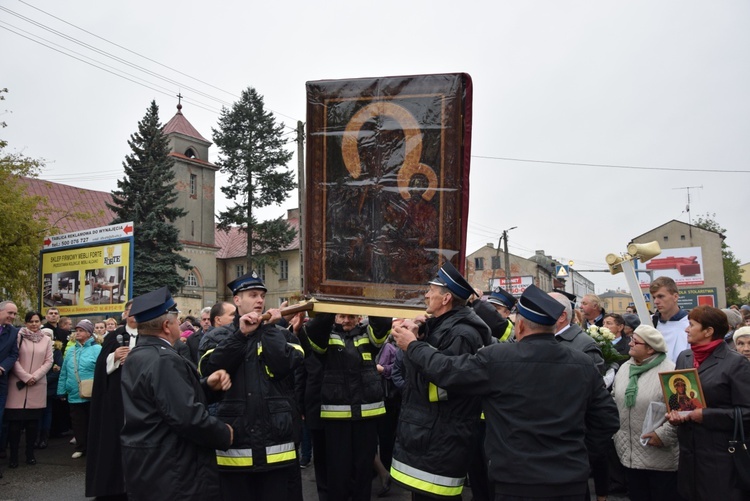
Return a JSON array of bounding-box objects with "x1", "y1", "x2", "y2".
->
[
  {"x1": 393, "y1": 285, "x2": 619, "y2": 500},
  {"x1": 0, "y1": 301, "x2": 19, "y2": 476},
  {"x1": 187, "y1": 306, "x2": 212, "y2": 364},
  {"x1": 550, "y1": 292, "x2": 605, "y2": 375},
  {"x1": 581, "y1": 293, "x2": 605, "y2": 328}
]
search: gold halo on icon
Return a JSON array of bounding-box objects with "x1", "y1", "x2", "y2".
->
[
  {"x1": 668, "y1": 375, "x2": 692, "y2": 395},
  {"x1": 342, "y1": 101, "x2": 437, "y2": 201}
]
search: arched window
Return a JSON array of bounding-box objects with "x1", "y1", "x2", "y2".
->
[
  {"x1": 186, "y1": 272, "x2": 198, "y2": 287},
  {"x1": 185, "y1": 148, "x2": 197, "y2": 159}
]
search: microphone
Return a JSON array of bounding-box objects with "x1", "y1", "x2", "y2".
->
[{"x1": 116, "y1": 334, "x2": 124, "y2": 346}]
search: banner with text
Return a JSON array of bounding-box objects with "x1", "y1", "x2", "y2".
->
[
  {"x1": 40, "y1": 223, "x2": 134, "y2": 317},
  {"x1": 491, "y1": 276, "x2": 534, "y2": 297}
]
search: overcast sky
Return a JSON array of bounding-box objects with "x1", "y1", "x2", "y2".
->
[{"x1": 2, "y1": 0, "x2": 748, "y2": 294}]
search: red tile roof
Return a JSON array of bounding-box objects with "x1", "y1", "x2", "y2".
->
[
  {"x1": 163, "y1": 105, "x2": 210, "y2": 144},
  {"x1": 20, "y1": 177, "x2": 116, "y2": 233},
  {"x1": 214, "y1": 214, "x2": 301, "y2": 259}
]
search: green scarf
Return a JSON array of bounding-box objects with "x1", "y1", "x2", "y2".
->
[{"x1": 625, "y1": 353, "x2": 666, "y2": 408}]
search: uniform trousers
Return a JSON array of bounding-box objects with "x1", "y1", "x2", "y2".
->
[
  {"x1": 219, "y1": 464, "x2": 302, "y2": 501},
  {"x1": 311, "y1": 427, "x2": 328, "y2": 501},
  {"x1": 325, "y1": 419, "x2": 378, "y2": 501}
]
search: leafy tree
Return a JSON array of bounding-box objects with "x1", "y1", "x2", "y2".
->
[
  {"x1": 694, "y1": 213, "x2": 743, "y2": 306},
  {"x1": 212, "y1": 87, "x2": 296, "y2": 272},
  {"x1": 0, "y1": 88, "x2": 96, "y2": 309},
  {"x1": 107, "y1": 101, "x2": 190, "y2": 296}
]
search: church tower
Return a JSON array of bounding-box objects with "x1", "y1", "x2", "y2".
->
[{"x1": 162, "y1": 101, "x2": 219, "y2": 314}]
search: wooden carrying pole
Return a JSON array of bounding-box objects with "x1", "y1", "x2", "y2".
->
[{"x1": 260, "y1": 299, "x2": 425, "y2": 321}]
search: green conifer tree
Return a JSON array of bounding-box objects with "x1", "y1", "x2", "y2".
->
[
  {"x1": 107, "y1": 101, "x2": 190, "y2": 295},
  {"x1": 212, "y1": 87, "x2": 296, "y2": 273}
]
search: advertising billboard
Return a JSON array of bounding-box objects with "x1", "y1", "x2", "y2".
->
[
  {"x1": 638, "y1": 246, "x2": 705, "y2": 287},
  {"x1": 491, "y1": 276, "x2": 534, "y2": 297},
  {"x1": 39, "y1": 223, "x2": 134, "y2": 316}
]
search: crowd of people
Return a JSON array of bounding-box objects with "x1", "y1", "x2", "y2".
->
[{"x1": 0, "y1": 270, "x2": 749, "y2": 501}]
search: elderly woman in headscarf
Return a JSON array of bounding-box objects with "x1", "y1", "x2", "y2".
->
[
  {"x1": 733, "y1": 326, "x2": 750, "y2": 361},
  {"x1": 612, "y1": 325, "x2": 679, "y2": 501}
]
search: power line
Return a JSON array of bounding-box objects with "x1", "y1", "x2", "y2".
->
[
  {"x1": 1, "y1": 3, "x2": 300, "y2": 129},
  {"x1": 472, "y1": 155, "x2": 750, "y2": 174},
  {"x1": 18, "y1": 0, "x2": 301, "y2": 123}
]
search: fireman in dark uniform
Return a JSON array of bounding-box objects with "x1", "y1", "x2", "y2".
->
[
  {"x1": 120, "y1": 287, "x2": 233, "y2": 501},
  {"x1": 201, "y1": 272, "x2": 305, "y2": 501},
  {"x1": 301, "y1": 312, "x2": 391, "y2": 501},
  {"x1": 471, "y1": 286, "x2": 516, "y2": 343},
  {"x1": 390, "y1": 261, "x2": 490, "y2": 500},
  {"x1": 393, "y1": 285, "x2": 620, "y2": 501}
]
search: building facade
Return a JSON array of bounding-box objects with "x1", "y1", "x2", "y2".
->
[
  {"x1": 162, "y1": 104, "x2": 221, "y2": 316},
  {"x1": 630, "y1": 219, "x2": 726, "y2": 308},
  {"x1": 465, "y1": 244, "x2": 557, "y2": 296}
]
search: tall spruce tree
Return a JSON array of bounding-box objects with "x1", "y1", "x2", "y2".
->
[
  {"x1": 107, "y1": 100, "x2": 190, "y2": 296},
  {"x1": 212, "y1": 87, "x2": 296, "y2": 272}
]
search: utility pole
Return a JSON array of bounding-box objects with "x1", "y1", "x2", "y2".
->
[
  {"x1": 503, "y1": 229, "x2": 513, "y2": 291},
  {"x1": 489, "y1": 226, "x2": 516, "y2": 291},
  {"x1": 489, "y1": 236, "x2": 503, "y2": 291},
  {"x1": 297, "y1": 121, "x2": 305, "y2": 294}
]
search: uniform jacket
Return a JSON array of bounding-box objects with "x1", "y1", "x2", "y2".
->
[
  {"x1": 556, "y1": 324, "x2": 606, "y2": 375},
  {"x1": 203, "y1": 322, "x2": 304, "y2": 472},
  {"x1": 121, "y1": 336, "x2": 231, "y2": 501},
  {"x1": 392, "y1": 306, "x2": 490, "y2": 499},
  {"x1": 675, "y1": 342, "x2": 750, "y2": 500},
  {"x1": 613, "y1": 356, "x2": 678, "y2": 471},
  {"x1": 302, "y1": 313, "x2": 391, "y2": 420},
  {"x1": 198, "y1": 322, "x2": 235, "y2": 375},
  {"x1": 0, "y1": 324, "x2": 20, "y2": 395},
  {"x1": 7, "y1": 331, "x2": 53, "y2": 409},
  {"x1": 471, "y1": 299, "x2": 510, "y2": 343},
  {"x1": 406, "y1": 332, "x2": 620, "y2": 499}
]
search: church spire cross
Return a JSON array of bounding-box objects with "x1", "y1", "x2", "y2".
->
[{"x1": 177, "y1": 92, "x2": 183, "y2": 111}]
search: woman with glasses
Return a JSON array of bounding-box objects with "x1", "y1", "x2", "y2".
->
[{"x1": 612, "y1": 325, "x2": 680, "y2": 501}]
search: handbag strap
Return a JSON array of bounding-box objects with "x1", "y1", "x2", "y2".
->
[{"x1": 72, "y1": 347, "x2": 82, "y2": 385}]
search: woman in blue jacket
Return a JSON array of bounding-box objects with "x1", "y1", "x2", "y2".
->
[{"x1": 57, "y1": 320, "x2": 101, "y2": 459}]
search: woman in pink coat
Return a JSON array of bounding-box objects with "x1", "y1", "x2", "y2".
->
[{"x1": 5, "y1": 311, "x2": 53, "y2": 468}]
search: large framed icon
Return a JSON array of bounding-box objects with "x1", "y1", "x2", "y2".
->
[{"x1": 305, "y1": 73, "x2": 473, "y2": 307}]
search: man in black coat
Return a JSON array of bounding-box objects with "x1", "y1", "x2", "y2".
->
[
  {"x1": 186, "y1": 306, "x2": 212, "y2": 364},
  {"x1": 393, "y1": 285, "x2": 620, "y2": 501},
  {"x1": 85, "y1": 300, "x2": 136, "y2": 499},
  {"x1": 121, "y1": 287, "x2": 233, "y2": 501},
  {"x1": 390, "y1": 261, "x2": 490, "y2": 500}
]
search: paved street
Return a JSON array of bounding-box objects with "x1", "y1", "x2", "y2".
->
[
  {"x1": 0, "y1": 433, "x2": 628, "y2": 500},
  {"x1": 0, "y1": 434, "x2": 414, "y2": 501}
]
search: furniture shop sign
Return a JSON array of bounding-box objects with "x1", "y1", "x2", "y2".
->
[
  {"x1": 491, "y1": 276, "x2": 534, "y2": 297},
  {"x1": 638, "y1": 246, "x2": 705, "y2": 287},
  {"x1": 39, "y1": 222, "x2": 135, "y2": 317}
]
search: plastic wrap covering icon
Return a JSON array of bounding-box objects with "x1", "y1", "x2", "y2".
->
[{"x1": 305, "y1": 73, "x2": 473, "y2": 307}]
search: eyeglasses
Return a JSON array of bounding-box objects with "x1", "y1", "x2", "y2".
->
[{"x1": 630, "y1": 339, "x2": 647, "y2": 346}]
